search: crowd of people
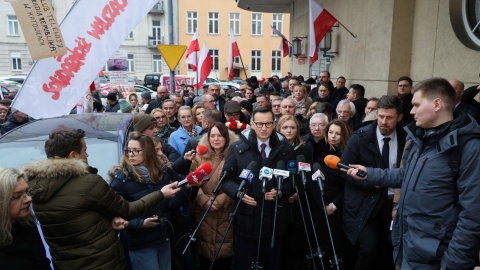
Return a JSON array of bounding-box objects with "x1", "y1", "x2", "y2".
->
[{"x1": 1, "y1": 72, "x2": 480, "y2": 270}]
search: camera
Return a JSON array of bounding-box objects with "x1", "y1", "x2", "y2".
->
[{"x1": 268, "y1": 77, "x2": 274, "y2": 83}]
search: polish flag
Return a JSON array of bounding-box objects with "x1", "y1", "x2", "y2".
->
[
  {"x1": 186, "y1": 31, "x2": 200, "y2": 71},
  {"x1": 309, "y1": 0, "x2": 337, "y2": 64},
  {"x1": 271, "y1": 26, "x2": 290, "y2": 57},
  {"x1": 194, "y1": 43, "x2": 212, "y2": 89},
  {"x1": 228, "y1": 29, "x2": 241, "y2": 80}
]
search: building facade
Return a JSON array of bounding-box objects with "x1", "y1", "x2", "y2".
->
[{"x1": 178, "y1": 0, "x2": 291, "y2": 81}]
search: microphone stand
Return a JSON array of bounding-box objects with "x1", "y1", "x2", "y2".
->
[
  {"x1": 316, "y1": 178, "x2": 341, "y2": 270},
  {"x1": 209, "y1": 187, "x2": 245, "y2": 270},
  {"x1": 252, "y1": 178, "x2": 267, "y2": 270},
  {"x1": 292, "y1": 174, "x2": 317, "y2": 270},
  {"x1": 182, "y1": 173, "x2": 226, "y2": 255},
  {"x1": 299, "y1": 172, "x2": 325, "y2": 269},
  {"x1": 270, "y1": 185, "x2": 280, "y2": 248}
]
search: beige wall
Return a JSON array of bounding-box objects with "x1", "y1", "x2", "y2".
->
[
  {"x1": 291, "y1": 0, "x2": 480, "y2": 99},
  {"x1": 178, "y1": 0, "x2": 290, "y2": 81}
]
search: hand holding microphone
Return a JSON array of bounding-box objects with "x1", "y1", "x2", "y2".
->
[
  {"x1": 175, "y1": 162, "x2": 213, "y2": 188},
  {"x1": 324, "y1": 155, "x2": 367, "y2": 178},
  {"x1": 184, "y1": 144, "x2": 209, "y2": 161}
]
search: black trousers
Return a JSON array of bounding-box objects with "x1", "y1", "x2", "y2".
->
[{"x1": 234, "y1": 235, "x2": 283, "y2": 270}]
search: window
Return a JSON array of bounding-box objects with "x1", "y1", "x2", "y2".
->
[
  {"x1": 251, "y1": 50, "x2": 261, "y2": 71},
  {"x1": 11, "y1": 52, "x2": 21, "y2": 71},
  {"x1": 152, "y1": 20, "x2": 161, "y2": 45},
  {"x1": 127, "y1": 54, "x2": 135, "y2": 72},
  {"x1": 229, "y1": 13, "x2": 240, "y2": 35},
  {"x1": 209, "y1": 49, "x2": 219, "y2": 70},
  {"x1": 251, "y1": 13, "x2": 262, "y2": 35},
  {"x1": 127, "y1": 31, "x2": 133, "y2": 39},
  {"x1": 153, "y1": 55, "x2": 162, "y2": 73},
  {"x1": 7, "y1": 15, "x2": 19, "y2": 36},
  {"x1": 271, "y1": 51, "x2": 281, "y2": 72},
  {"x1": 187, "y1": 11, "x2": 198, "y2": 34},
  {"x1": 272, "y1": 14, "x2": 283, "y2": 35},
  {"x1": 208, "y1": 12, "x2": 219, "y2": 34},
  {"x1": 234, "y1": 56, "x2": 240, "y2": 65}
]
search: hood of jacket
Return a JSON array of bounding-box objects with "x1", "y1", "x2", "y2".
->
[
  {"x1": 198, "y1": 129, "x2": 239, "y2": 160},
  {"x1": 21, "y1": 158, "x2": 90, "y2": 203}
]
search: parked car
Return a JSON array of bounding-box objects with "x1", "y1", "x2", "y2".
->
[
  {"x1": 0, "y1": 113, "x2": 133, "y2": 180},
  {"x1": 0, "y1": 74, "x2": 27, "y2": 84},
  {"x1": 144, "y1": 73, "x2": 162, "y2": 91}
]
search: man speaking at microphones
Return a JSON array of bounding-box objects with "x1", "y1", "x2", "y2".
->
[{"x1": 222, "y1": 107, "x2": 294, "y2": 270}]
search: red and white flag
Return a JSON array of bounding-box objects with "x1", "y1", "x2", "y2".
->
[
  {"x1": 12, "y1": 0, "x2": 159, "y2": 118},
  {"x1": 194, "y1": 43, "x2": 212, "y2": 89},
  {"x1": 186, "y1": 31, "x2": 200, "y2": 71},
  {"x1": 309, "y1": 0, "x2": 337, "y2": 64},
  {"x1": 271, "y1": 26, "x2": 290, "y2": 57},
  {"x1": 227, "y1": 29, "x2": 240, "y2": 80}
]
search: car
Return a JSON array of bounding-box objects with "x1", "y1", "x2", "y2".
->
[
  {"x1": 99, "y1": 84, "x2": 156, "y2": 107},
  {"x1": 144, "y1": 73, "x2": 162, "y2": 91},
  {"x1": 0, "y1": 113, "x2": 133, "y2": 180},
  {"x1": 0, "y1": 74, "x2": 27, "y2": 84}
]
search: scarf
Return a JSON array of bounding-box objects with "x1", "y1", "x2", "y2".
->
[
  {"x1": 136, "y1": 165, "x2": 152, "y2": 184},
  {"x1": 157, "y1": 125, "x2": 174, "y2": 143},
  {"x1": 293, "y1": 97, "x2": 306, "y2": 116},
  {"x1": 185, "y1": 126, "x2": 197, "y2": 138}
]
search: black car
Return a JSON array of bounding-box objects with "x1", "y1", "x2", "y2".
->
[{"x1": 144, "y1": 73, "x2": 162, "y2": 91}]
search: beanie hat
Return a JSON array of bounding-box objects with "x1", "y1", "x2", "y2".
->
[
  {"x1": 240, "y1": 100, "x2": 253, "y2": 114},
  {"x1": 119, "y1": 99, "x2": 132, "y2": 113},
  {"x1": 141, "y1": 91, "x2": 151, "y2": 99},
  {"x1": 133, "y1": 114, "x2": 157, "y2": 132},
  {"x1": 107, "y1": 93, "x2": 117, "y2": 101},
  {"x1": 224, "y1": 100, "x2": 242, "y2": 113}
]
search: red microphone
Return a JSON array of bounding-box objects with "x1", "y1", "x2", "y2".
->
[
  {"x1": 195, "y1": 144, "x2": 209, "y2": 156},
  {"x1": 175, "y1": 162, "x2": 212, "y2": 188},
  {"x1": 324, "y1": 155, "x2": 367, "y2": 177}
]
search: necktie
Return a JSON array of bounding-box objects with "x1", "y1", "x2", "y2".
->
[
  {"x1": 382, "y1": 137, "x2": 391, "y2": 169},
  {"x1": 260, "y1": 143, "x2": 267, "y2": 160}
]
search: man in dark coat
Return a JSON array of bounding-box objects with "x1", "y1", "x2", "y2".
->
[
  {"x1": 0, "y1": 109, "x2": 30, "y2": 134},
  {"x1": 341, "y1": 95, "x2": 406, "y2": 270},
  {"x1": 145, "y1": 85, "x2": 169, "y2": 114},
  {"x1": 397, "y1": 76, "x2": 414, "y2": 127},
  {"x1": 221, "y1": 107, "x2": 294, "y2": 270}
]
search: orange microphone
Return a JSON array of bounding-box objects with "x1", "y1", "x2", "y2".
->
[
  {"x1": 195, "y1": 144, "x2": 209, "y2": 156},
  {"x1": 324, "y1": 155, "x2": 367, "y2": 177}
]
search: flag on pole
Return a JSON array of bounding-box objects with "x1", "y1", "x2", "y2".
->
[
  {"x1": 271, "y1": 26, "x2": 290, "y2": 57},
  {"x1": 309, "y1": 0, "x2": 337, "y2": 64},
  {"x1": 228, "y1": 29, "x2": 240, "y2": 80},
  {"x1": 194, "y1": 43, "x2": 212, "y2": 89},
  {"x1": 186, "y1": 31, "x2": 200, "y2": 71}
]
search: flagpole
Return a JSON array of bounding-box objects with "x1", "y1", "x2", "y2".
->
[
  {"x1": 238, "y1": 54, "x2": 248, "y2": 79},
  {"x1": 195, "y1": 30, "x2": 200, "y2": 92},
  {"x1": 336, "y1": 21, "x2": 357, "y2": 38}
]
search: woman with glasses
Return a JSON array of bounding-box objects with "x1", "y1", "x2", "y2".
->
[
  {"x1": 110, "y1": 132, "x2": 199, "y2": 270},
  {"x1": 151, "y1": 108, "x2": 175, "y2": 144},
  {"x1": 192, "y1": 104, "x2": 205, "y2": 127},
  {"x1": 168, "y1": 106, "x2": 202, "y2": 154},
  {"x1": 290, "y1": 85, "x2": 312, "y2": 117},
  {"x1": 185, "y1": 122, "x2": 239, "y2": 269},
  {"x1": 0, "y1": 168, "x2": 51, "y2": 269}
]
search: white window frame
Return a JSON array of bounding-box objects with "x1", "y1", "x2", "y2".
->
[
  {"x1": 251, "y1": 13, "x2": 262, "y2": 36},
  {"x1": 208, "y1": 12, "x2": 219, "y2": 34},
  {"x1": 271, "y1": 50, "x2": 282, "y2": 72},
  {"x1": 229, "y1": 13, "x2": 240, "y2": 35},
  {"x1": 251, "y1": 50, "x2": 261, "y2": 71},
  {"x1": 272, "y1": 14, "x2": 283, "y2": 36},
  {"x1": 11, "y1": 52, "x2": 22, "y2": 71},
  {"x1": 7, "y1": 15, "x2": 19, "y2": 36},
  {"x1": 153, "y1": 55, "x2": 162, "y2": 73},
  {"x1": 209, "y1": 49, "x2": 219, "y2": 70},
  {"x1": 127, "y1": 54, "x2": 135, "y2": 72},
  {"x1": 127, "y1": 31, "x2": 134, "y2": 39},
  {"x1": 187, "y1": 11, "x2": 198, "y2": 34},
  {"x1": 152, "y1": 20, "x2": 161, "y2": 45}
]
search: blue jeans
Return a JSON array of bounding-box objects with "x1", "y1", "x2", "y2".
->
[{"x1": 129, "y1": 238, "x2": 171, "y2": 270}]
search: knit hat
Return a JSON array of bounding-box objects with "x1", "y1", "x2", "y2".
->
[
  {"x1": 133, "y1": 114, "x2": 157, "y2": 132},
  {"x1": 119, "y1": 99, "x2": 132, "y2": 113},
  {"x1": 141, "y1": 91, "x2": 151, "y2": 99},
  {"x1": 224, "y1": 100, "x2": 242, "y2": 113},
  {"x1": 240, "y1": 100, "x2": 253, "y2": 114},
  {"x1": 107, "y1": 93, "x2": 117, "y2": 101}
]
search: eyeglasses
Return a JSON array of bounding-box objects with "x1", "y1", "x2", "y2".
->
[
  {"x1": 180, "y1": 115, "x2": 192, "y2": 119},
  {"x1": 310, "y1": 123, "x2": 326, "y2": 128},
  {"x1": 155, "y1": 115, "x2": 167, "y2": 120},
  {"x1": 124, "y1": 149, "x2": 142, "y2": 156},
  {"x1": 398, "y1": 85, "x2": 410, "y2": 88},
  {"x1": 11, "y1": 191, "x2": 31, "y2": 202},
  {"x1": 253, "y1": 121, "x2": 274, "y2": 128}
]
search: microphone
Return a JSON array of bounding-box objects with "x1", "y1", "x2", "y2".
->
[
  {"x1": 236, "y1": 161, "x2": 258, "y2": 198},
  {"x1": 194, "y1": 144, "x2": 208, "y2": 156},
  {"x1": 312, "y1": 163, "x2": 325, "y2": 192},
  {"x1": 213, "y1": 167, "x2": 231, "y2": 194},
  {"x1": 297, "y1": 155, "x2": 311, "y2": 187},
  {"x1": 273, "y1": 160, "x2": 289, "y2": 196},
  {"x1": 176, "y1": 162, "x2": 213, "y2": 188},
  {"x1": 259, "y1": 166, "x2": 273, "y2": 193},
  {"x1": 324, "y1": 155, "x2": 367, "y2": 177},
  {"x1": 287, "y1": 160, "x2": 298, "y2": 175}
]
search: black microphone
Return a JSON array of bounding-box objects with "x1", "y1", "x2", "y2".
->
[
  {"x1": 213, "y1": 167, "x2": 231, "y2": 194},
  {"x1": 236, "y1": 161, "x2": 258, "y2": 198},
  {"x1": 297, "y1": 155, "x2": 311, "y2": 187},
  {"x1": 273, "y1": 160, "x2": 288, "y2": 196}
]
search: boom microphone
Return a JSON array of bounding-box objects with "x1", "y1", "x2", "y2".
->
[
  {"x1": 236, "y1": 161, "x2": 258, "y2": 198},
  {"x1": 324, "y1": 155, "x2": 367, "y2": 177},
  {"x1": 176, "y1": 162, "x2": 213, "y2": 188},
  {"x1": 195, "y1": 144, "x2": 209, "y2": 156}
]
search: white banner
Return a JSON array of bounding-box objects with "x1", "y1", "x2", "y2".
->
[{"x1": 12, "y1": 0, "x2": 158, "y2": 118}]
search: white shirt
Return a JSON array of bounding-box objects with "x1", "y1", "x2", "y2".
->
[
  {"x1": 376, "y1": 127, "x2": 398, "y2": 197},
  {"x1": 256, "y1": 138, "x2": 271, "y2": 158}
]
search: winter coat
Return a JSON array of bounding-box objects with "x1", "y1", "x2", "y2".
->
[
  {"x1": 341, "y1": 121, "x2": 406, "y2": 245},
  {"x1": 221, "y1": 128, "x2": 294, "y2": 238},
  {"x1": 110, "y1": 165, "x2": 195, "y2": 250},
  {"x1": 0, "y1": 113, "x2": 30, "y2": 134},
  {"x1": 21, "y1": 158, "x2": 166, "y2": 270},
  {"x1": 367, "y1": 115, "x2": 480, "y2": 269},
  {"x1": 190, "y1": 130, "x2": 239, "y2": 259},
  {"x1": 168, "y1": 125, "x2": 202, "y2": 155}
]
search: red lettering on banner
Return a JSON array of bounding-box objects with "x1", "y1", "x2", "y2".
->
[
  {"x1": 42, "y1": 37, "x2": 92, "y2": 100},
  {"x1": 87, "y1": 0, "x2": 128, "y2": 40}
]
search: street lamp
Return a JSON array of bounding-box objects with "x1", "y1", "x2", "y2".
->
[{"x1": 292, "y1": 36, "x2": 307, "y2": 58}]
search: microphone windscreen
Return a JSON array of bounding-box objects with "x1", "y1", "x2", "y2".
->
[
  {"x1": 196, "y1": 144, "x2": 209, "y2": 156},
  {"x1": 312, "y1": 162, "x2": 321, "y2": 172},
  {"x1": 246, "y1": 161, "x2": 259, "y2": 171},
  {"x1": 324, "y1": 155, "x2": 341, "y2": 169},
  {"x1": 186, "y1": 170, "x2": 203, "y2": 185},
  {"x1": 276, "y1": 160, "x2": 285, "y2": 170},
  {"x1": 197, "y1": 162, "x2": 213, "y2": 175},
  {"x1": 296, "y1": 155, "x2": 306, "y2": 163}
]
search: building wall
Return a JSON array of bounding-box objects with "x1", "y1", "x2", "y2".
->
[
  {"x1": 178, "y1": 0, "x2": 291, "y2": 81},
  {"x1": 290, "y1": 0, "x2": 480, "y2": 99}
]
